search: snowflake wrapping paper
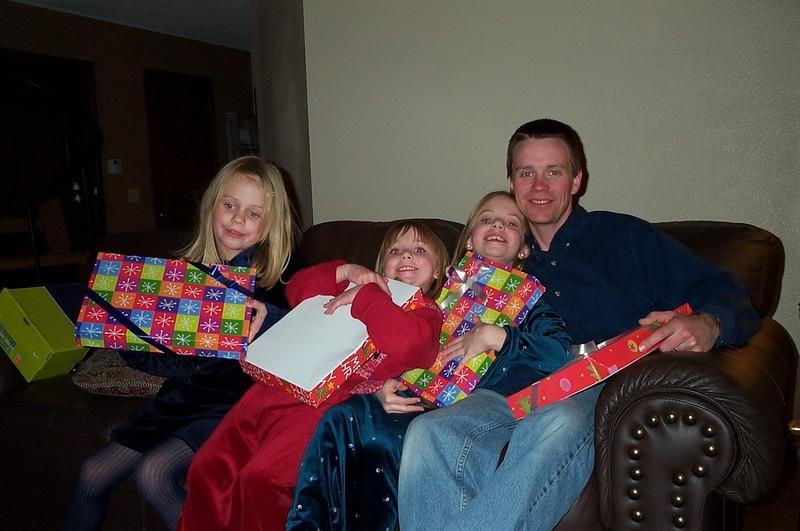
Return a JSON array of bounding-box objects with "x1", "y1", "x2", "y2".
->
[
  {"x1": 506, "y1": 303, "x2": 692, "y2": 419},
  {"x1": 75, "y1": 252, "x2": 256, "y2": 359},
  {"x1": 400, "y1": 252, "x2": 545, "y2": 408}
]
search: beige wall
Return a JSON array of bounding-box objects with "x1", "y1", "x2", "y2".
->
[
  {"x1": 303, "y1": 0, "x2": 799, "y2": 376},
  {"x1": 1, "y1": 2, "x2": 252, "y2": 233}
]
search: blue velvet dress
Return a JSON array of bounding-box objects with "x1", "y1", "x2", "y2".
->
[
  {"x1": 285, "y1": 298, "x2": 571, "y2": 531},
  {"x1": 286, "y1": 393, "x2": 421, "y2": 531}
]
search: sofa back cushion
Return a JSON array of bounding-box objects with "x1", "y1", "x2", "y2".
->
[
  {"x1": 301, "y1": 218, "x2": 783, "y2": 319},
  {"x1": 655, "y1": 221, "x2": 783, "y2": 317}
]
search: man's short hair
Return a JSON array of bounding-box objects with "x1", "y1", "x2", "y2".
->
[{"x1": 506, "y1": 119, "x2": 586, "y2": 177}]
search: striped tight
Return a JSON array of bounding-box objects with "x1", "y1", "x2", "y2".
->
[{"x1": 63, "y1": 437, "x2": 193, "y2": 530}]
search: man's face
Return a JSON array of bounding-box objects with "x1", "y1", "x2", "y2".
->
[{"x1": 509, "y1": 137, "x2": 582, "y2": 242}]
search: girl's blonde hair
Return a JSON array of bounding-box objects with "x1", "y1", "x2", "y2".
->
[
  {"x1": 455, "y1": 191, "x2": 530, "y2": 269},
  {"x1": 374, "y1": 220, "x2": 449, "y2": 297},
  {"x1": 181, "y1": 156, "x2": 299, "y2": 288}
]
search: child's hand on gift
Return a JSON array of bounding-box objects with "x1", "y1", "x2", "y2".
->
[
  {"x1": 245, "y1": 299, "x2": 268, "y2": 342},
  {"x1": 336, "y1": 263, "x2": 390, "y2": 294},
  {"x1": 440, "y1": 323, "x2": 506, "y2": 372},
  {"x1": 375, "y1": 379, "x2": 424, "y2": 413},
  {"x1": 323, "y1": 285, "x2": 362, "y2": 314}
]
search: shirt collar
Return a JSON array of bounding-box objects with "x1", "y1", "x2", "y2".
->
[{"x1": 526, "y1": 205, "x2": 586, "y2": 252}]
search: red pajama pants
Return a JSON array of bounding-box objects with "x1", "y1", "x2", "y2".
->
[{"x1": 178, "y1": 383, "x2": 349, "y2": 531}]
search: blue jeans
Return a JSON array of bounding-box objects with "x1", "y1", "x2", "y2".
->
[{"x1": 398, "y1": 386, "x2": 602, "y2": 531}]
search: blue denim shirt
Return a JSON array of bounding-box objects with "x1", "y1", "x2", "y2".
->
[{"x1": 522, "y1": 206, "x2": 760, "y2": 346}]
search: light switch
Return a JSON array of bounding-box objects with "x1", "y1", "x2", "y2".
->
[
  {"x1": 127, "y1": 188, "x2": 140, "y2": 204},
  {"x1": 107, "y1": 159, "x2": 122, "y2": 174}
]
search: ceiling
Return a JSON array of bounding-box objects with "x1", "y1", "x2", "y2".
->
[{"x1": 12, "y1": 0, "x2": 252, "y2": 51}]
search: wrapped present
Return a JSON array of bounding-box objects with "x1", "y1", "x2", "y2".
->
[
  {"x1": 242, "y1": 279, "x2": 424, "y2": 407},
  {"x1": 400, "y1": 252, "x2": 545, "y2": 407},
  {"x1": 0, "y1": 287, "x2": 88, "y2": 382},
  {"x1": 507, "y1": 303, "x2": 692, "y2": 419},
  {"x1": 75, "y1": 252, "x2": 256, "y2": 359}
]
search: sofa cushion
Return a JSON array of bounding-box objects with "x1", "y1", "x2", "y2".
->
[{"x1": 72, "y1": 349, "x2": 164, "y2": 397}]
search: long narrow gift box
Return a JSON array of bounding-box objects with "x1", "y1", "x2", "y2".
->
[
  {"x1": 241, "y1": 279, "x2": 424, "y2": 407},
  {"x1": 400, "y1": 252, "x2": 545, "y2": 408},
  {"x1": 75, "y1": 252, "x2": 256, "y2": 359},
  {"x1": 507, "y1": 303, "x2": 692, "y2": 419}
]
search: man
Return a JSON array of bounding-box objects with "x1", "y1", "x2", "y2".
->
[{"x1": 397, "y1": 119, "x2": 760, "y2": 530}]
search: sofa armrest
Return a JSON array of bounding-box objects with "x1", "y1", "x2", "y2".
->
[{"x1": 594, "y1": 318, "x2": 797, "y2": 530}]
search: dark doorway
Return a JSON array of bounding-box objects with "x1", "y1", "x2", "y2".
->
[
  {"x1": 0, "y1": 47, "x2": 103, "y2": 284},
  {"x1": 144, "y1": 69, "x2": 217, "y2": 230}
]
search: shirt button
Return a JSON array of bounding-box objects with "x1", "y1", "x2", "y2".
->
[
  {"x1": 555, "y1": 290, "x2": 561, "y2": 297},
  {"x1": 565, "y1": 242, "x2": 571, "y2": 247},
  {"x1": 550, "y1": 260, "x2": 557, "y2": 266}
]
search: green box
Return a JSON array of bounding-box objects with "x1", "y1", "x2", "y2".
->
[{"x1": 0, "y1": 287, "x2": 88, "y2": 382}]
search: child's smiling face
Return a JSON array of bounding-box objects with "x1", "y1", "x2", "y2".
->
[
  {"x1": 382, "y1": 228, "x2": 439, "y2": 292},
  {"x1": 469, "y1": 194, "x2": 527, "y2": 264},
  {"x1": 212, "y1": 173, "x2": 266, "y2": 260}
]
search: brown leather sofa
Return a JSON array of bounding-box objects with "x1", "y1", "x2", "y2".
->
[{"x1": 0, "y1": 219, "x2": 795, "y2": 531}]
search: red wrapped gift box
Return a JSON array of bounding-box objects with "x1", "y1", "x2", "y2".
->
[{"x1": 507, "y1": 303, "x2": 692, "y2": 419}]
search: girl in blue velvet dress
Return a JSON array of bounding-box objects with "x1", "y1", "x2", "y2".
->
[
  {"x1": 286, "y1": 191, "x2": 573, "y2": 531},
  {"x1": 64, "y1": 157, "x2": 300, "y2": 531}
]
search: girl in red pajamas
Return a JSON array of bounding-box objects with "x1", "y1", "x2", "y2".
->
[{"x1": 178, "y1": 221, "x2": 448, "y2": 531}]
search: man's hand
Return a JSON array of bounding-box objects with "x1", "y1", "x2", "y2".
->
[
  {"x1": 323, "y1": 285, "x2": 362, "y2": 314},
  {"x1": 439, "y1": 323, "x2": 506, "y2": 371},
  {"x1": 246, "y1": 299, "x2": 268, "y2": 342},
  {"x1": 335, "y1": 263, "x2": 390, "y2": 294},
  {"x1": 638, "y1": 311, "x2": 720, "y2": 353},
  {"x1": 375, "y1": 379, "x2": 425, "y2": 413}
]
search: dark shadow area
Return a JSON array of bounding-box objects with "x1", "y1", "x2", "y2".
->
[{"x1": 1, "y1": 47, "x2": 104, "y2": 286}]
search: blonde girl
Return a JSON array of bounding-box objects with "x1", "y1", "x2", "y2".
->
[{"x1": 64, "y1": 157, "x2": 299, "y2": 531}]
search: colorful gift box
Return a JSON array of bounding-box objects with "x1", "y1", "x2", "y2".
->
[
  {"x1": 507, "y1": 303, "x2": 692, "y2": 419},
  {"x1": 75, "y1": 252, "x2": 256, "y2": 359},
  {"x1": 400, "y1": 252, "x2": 545, "y2": 408},
  {"x1": 242, "y1": 279, "x2": 425, "y2": 407},
  {"x1": 0, "y1": 287, "x2": 88, "y2": 382}
]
